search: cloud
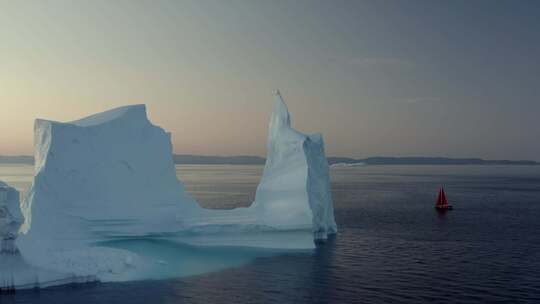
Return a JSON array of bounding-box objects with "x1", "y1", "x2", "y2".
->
[
  {"x1": 349, "y1": 57, "x2": 414, "y2": 68},
  {"x1": 394, "y1": 97, "x2": 442, "y2": 104}
]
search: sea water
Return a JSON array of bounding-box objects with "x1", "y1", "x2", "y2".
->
[{"x1": 1, "y1": 164, "x2": 539, "y2": 303}]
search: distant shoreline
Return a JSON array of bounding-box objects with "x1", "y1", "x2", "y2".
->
[{"x1": 1, "y1": 155, "x2": 537, "y2": 166}]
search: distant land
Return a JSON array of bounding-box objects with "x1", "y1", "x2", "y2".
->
[
  {"x1": 0, "y1": 155, "x2": 34, "y2": 164},
  {"x1": 328, "y1": 157, "x2": 539, "y2": 166},
  {"x1": 0, "y1": 155, "x2": 538, "y2": 166},
  {"x1": 173, "y1": 154, "x2": 265, "y2": 165}
]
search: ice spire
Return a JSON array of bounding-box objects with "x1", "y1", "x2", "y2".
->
[{"x1": 269, "y1": 90, "x2": 291, "y2": 137}]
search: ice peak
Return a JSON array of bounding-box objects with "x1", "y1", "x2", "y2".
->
[{"x1": 271, "y1": 90, "x2": 291, "y2": 131}]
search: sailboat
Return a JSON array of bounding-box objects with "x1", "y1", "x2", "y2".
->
[{"x1": 435, "y1": 187, "x2": 453, "y2": 211}]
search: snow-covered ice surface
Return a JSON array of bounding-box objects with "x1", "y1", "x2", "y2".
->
[{"x1": 10, "y1": 92, "x2": 336, "y2": 288}]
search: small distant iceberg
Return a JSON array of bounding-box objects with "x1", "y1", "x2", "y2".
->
[
  {"x1": 331, "y1": 162, "x2": 366, "y2": 168},
  {"x1": 6, "y1": 91, "x2": 336, "y2": 289}
]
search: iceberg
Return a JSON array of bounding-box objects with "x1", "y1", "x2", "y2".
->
[
  {"x1": 330, "y1": 162, "x2": 366, "y2": 168},
  {"x1": 1, "y1": 181, "x2": 70, "y2": 291},
  {"x1": 10, "y1": 91, "x2": 336, "y2": 288},
  {"x1": 0, "y1": 181, "x2": 23, "y2": 254},
  {"x1": 252, "y1": 91, "x2": 337, "y2": 239}
]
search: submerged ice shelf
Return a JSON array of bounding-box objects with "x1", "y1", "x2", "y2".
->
[{"x1": 6, "y1": 92, "x2": 336, "y2": 289}]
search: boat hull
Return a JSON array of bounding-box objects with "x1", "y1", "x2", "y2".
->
[{"x1": 435, "y1": 205, "x2": 453, "y2": 211}]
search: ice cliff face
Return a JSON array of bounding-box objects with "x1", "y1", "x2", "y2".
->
[{"x1": 14, "y1": 92, "x2": 336, "y2": 286}]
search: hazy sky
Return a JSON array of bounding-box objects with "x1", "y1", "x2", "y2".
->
[{"x1": 1, "y1": 1, "x2": 539, "y2": 160}]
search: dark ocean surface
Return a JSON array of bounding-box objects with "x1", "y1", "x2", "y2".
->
[{"x1": 1, "y1": 164, "x2": 539, "y2": 303}]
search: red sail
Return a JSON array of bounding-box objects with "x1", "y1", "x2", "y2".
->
[
  {"x1": 436, "y1": 187, "x2": 448, "y2": 207},
  {"x1": 440, "y1": 188, "x2": 448, "y2": 207}
]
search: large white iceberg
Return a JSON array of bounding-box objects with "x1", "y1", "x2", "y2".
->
[{"x1": 11, "y1": 91, "x2": 336, "y2": 287}]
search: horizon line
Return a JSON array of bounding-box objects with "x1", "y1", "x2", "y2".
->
[{"x1": 0, "y1": 154, "x2": 538, "y2": 163}]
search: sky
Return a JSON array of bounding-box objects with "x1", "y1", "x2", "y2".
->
[{"x1": 1, "y1": 0, "x2": 539, "y2": 160}]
